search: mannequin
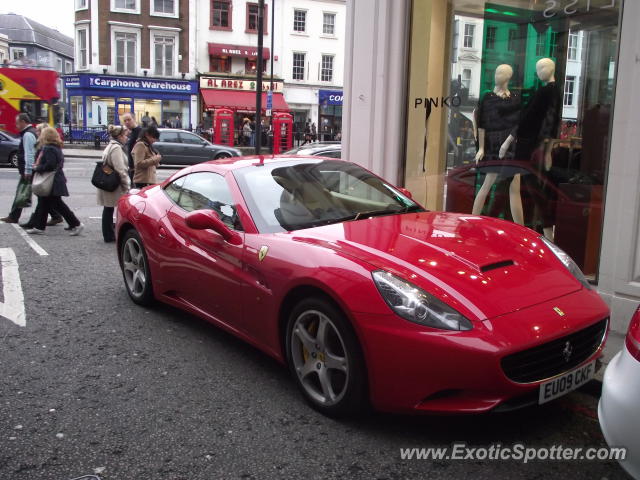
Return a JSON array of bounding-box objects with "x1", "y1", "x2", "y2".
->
[
  {"x1": 499, "y1": 58, "x2": 562, "y2": 239},
  {"x1": 472, "y1": 64, "x2": 524, "y2": 224}
]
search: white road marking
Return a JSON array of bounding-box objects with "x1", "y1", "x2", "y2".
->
[
  {"x1": 0, "y1": 248, "x2": 26, "y2": 327},
  {"x1": 89, "y1": 216, "x2": 101, "y2": 219},
  {"x1": 11, "y1": 224, "x2": 49, "y2": 256}
]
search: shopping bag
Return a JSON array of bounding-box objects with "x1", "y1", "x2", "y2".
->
[{"x1": 11, "y1": 178, "x2": 32, "y2": 209}]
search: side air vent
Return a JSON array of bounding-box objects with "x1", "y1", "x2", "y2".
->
[{"x1": 480, "y1": 260, "x2": 514, "y2": 273}]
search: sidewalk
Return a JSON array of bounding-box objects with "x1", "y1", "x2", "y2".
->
[{"x1": 63, "y1": 146, "x2": 104, "y2": 158}]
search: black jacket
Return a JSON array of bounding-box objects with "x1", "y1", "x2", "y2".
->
[
  {"x1": 33, "y1": 145, "x2": 69, "y2": 197},
  {"x1": 126, "y1": 126, "x2": 142, "y2": 171}
]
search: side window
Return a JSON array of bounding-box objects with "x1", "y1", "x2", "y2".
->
[
  {"x1": 164, "y1": 175, "x2": 186, "y2": 203},
  {"x1": 160, "y1": 131, "x2": 181, "y2": 143},
  {"x1": 179, "y1": 132, "x2": 205, "y2": 145},
  {"x1": 177, "y1": 172, "x2": 242, "y2": 230},
  {"x1": 322, "y1": 150, "x2": 341, "y2": 159}
]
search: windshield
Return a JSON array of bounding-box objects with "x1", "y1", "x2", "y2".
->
[{"x1": 233, "y1": 159, "x2": 424, "y2": 233}]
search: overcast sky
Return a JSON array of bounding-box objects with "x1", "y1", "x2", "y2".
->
[{"x1": 1, "y1": 1, "x2": 75, "y2": 38}]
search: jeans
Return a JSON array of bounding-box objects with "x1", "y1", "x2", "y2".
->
[
  {"x1": 34, "y1": 196, "x2": 80, "y2": 230},
  {"x1": 102, "y1": 206, "x2": 115, "y2": 242}
]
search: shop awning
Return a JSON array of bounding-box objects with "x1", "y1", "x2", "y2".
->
[
  {"x1": 201, "y1": 89, "x2": 289, "y2": 112},
  {"x1": 208, "y1": 43, "x2": 270, "y2": 59}
]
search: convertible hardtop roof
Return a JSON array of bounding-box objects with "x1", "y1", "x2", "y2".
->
[{"x1": 191, "y1": 154, "x2": 347, "y2": 172}]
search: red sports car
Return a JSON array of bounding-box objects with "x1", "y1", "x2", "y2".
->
[{"x1": 116, "y1": 156, "x2": 609, "y2": 416}]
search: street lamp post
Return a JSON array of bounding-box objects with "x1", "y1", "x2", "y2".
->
[{"x1": 254, "y1": 0, "x2": 265, "y2": 155}]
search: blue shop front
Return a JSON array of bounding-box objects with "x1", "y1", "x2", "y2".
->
[
  {"x1": 318, "y1": 89, "x2": 343, "y2": 141},
  {"x1": 63, "y1": 74, "x2": 198, "y2": 129}
]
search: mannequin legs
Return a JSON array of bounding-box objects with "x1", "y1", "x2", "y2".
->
[{"x1": 472, "y1": 172, "x2": 524, "y2": 226}]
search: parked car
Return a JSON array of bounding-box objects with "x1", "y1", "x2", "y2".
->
[
  {"x1": 0, "y1": 130, "x2": 19, "y2": 168},
  {"x1": 284, "y1": 141, "x2": 342, "y2": 158},
  {"x1": 599, "y1": 305, "x2": 640, "y2": 479},
  {"x1": 116, "y1": 155, "x2": 609, "y2": 416},
  {"x1": 155, "y1": 129, "x2": 242, "y2": 166}
]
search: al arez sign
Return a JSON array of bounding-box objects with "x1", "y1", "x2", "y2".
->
[{"x1": 200, "y1": 77, "x2": 283, "y2": 93}]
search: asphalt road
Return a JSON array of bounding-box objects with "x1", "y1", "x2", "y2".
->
[{"x1": 0, "y1": 157, "x2": 629, "y2": 480}]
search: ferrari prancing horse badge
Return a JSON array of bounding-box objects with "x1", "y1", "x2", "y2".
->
[{"x1": 258, "y1": 246, "x2": 269, "y2": 262}]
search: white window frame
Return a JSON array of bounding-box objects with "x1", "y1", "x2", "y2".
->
[
  {"x1": 75, "y1": 0, "x2": 88, "y2": 11},
  {"x1": 111, "y1": 0, "x2": 140, "y2": 14},
  {"x1": 461, "y1": 68, "x2": 471, "y2": 89},
  {"x1": 150, "y1": 29, "x2": 179, "y2": 77},
  {"x1": 564, "y1": 76, "x2": 576, "y2": 106},
  {"x1": 463, "y1": 24, "x2": 475, "y2": 48},
  {"x1": 293, "y1": 9, "x2": 307, "y2": 33},
  {"x1": 568, "y1": 32, "x2": 579, "y2": 61},
  {"x1": 111, "y1": 25, "x2": 141, "y2": 75},
  {"x1": 320, "y1": 54, "x2": 334, "y2": 82},
  {"x1": 56, "y1": 57, "x2": 63, "y2": 72},
  {"x1": 292, "y1": 52, "x2": 306, "y2": 81},
  {"x1": 322, "y1": 12, "x2": 336, "y2": 36},
  {"x1": 150, "y1": 0, "x2": 178, "y2": 18},
  {"x1": 10, "y1": 47, "x2": 27, "y2": 62},
  {"x1": 75, "y1": 26, "x2": 89, "y2": 70},
  {"x1": 65, "y1": 60, "x2": 73, "y2": 74}
]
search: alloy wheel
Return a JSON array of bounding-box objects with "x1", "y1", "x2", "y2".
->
[{"x1": 122, "y1": 237, "x2": 147, "y2": 298}]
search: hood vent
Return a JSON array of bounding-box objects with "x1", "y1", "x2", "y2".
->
[{"x1": 480, "y1": 260, "x2": 514, "y2": 273}]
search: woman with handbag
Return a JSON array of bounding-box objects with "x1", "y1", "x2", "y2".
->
[
  {"x1": 96, "y1": 125, "x2": 131, "y2": 242},
  {"x1": 26, "y1": 127, "x2": 83, "y2": 236},
  {"x1": 132, "y1": 126, "x2": 161, "y2": 188}
]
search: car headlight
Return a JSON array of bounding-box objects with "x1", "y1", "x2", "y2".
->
[
  {"x1": 540, "y1": 236, "x2": 591, "y2": 290},
  {"x1": 372, "y1": 270, "x2": 472, "y2": 331}
]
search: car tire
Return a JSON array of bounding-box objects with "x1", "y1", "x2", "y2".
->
[
  {"x1": 9, "y1": 152, "x2": 18, "y2": 168},
  {"x1": 120, "y1": 229, "x2": 154, "y2": 306},
  {"x1": 214, "y1": 152, "x2": 231, "y2": 160},
  {"x1": 286, "y1": 297, "x2": 368, "y2": 417}
]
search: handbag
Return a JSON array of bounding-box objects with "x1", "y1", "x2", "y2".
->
[
  {"x1": 91, "y1": 145, "x2": 121, "y2": 192},
  {"x1": 31, "y1": 170, "x2": 56, "y2": 197}
]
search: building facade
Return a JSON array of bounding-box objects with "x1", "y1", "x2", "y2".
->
[
  {"x1": 0, "y1": 33, "x2": 8, "y2": 65},
  {"x1": 69, "y1": 0, "x2": 198, "y2": 129},
  {"x1": 343, "y1": 0, "x2": 636, "y2": 334},
  {"x1": 0, "y1": 13, "x2": 74, "y2": 120}
]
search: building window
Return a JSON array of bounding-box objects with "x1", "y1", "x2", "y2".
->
[
  {"x1": 65, "y1": 60, "x2": 73, "y2": 73},
  {"x1": 536, "y1": 31, "x2": 546, "y2": 56},
  {"x1": 293, "y1": 9, "x2": 306, "y2": 33},
  {"x1": 211, "y1": 0, "x2": 232, "y2": 30},
  {"x1": 246, "y1": 3, "x2": 268, "y2": 34},
  {"x1": 10, "y1": 47, "x2": 27, "y2": 62},
  {"x1": 75, "y1": 0, "x2": 88, "y2": 9},
  {"x1": 463, "y1": 24, "x2": 475, "y2": 48},
  {"x1": 112, "y1": 0, "x2": 138, "y2": 11},
  {"x1": 485, "y1": 26, "x2": 496, "y2": 49},
  {"x1": 292, "y1": 52, "x2": 305, "y2": 80},
  {"x1": 461, "y1": 68, "x2": 471, "y2": 89},
  {"x1": 549, "y1": 31, "x2": 559, "y2": 58},
  {"x1": 56, "y1": 58, "x2": 63, "y2": 72},
  {"x1": 245, "y1": 58, "x2": 266, "y2": 74},
  {"x1": 507, "y1": 29, "x2": 517, "y2": 51},
  {"x1": 321, "y1": 55, "x2": 333, "y2": 82},
  {"x1": 151, "y1": 0, "x2": 177, "y2": 16},
  {"x1": 568, "y1": 32, "x2": 579, "y2": 60},
  {"x1": 323, "y1": 13, "x2": 336, "y2": 35},
  {"x1": 564, "y1": 76, "x2": 575, "y2": 106},
  {"x1": 153, "y1": 35, "x2": 174, "y2": 76},
  {"x1": 115, "y1": 32, "x2": 136, "y2": 74},
  {"x1": 76, "y1": 29, "x2": 88, "y2": 69},
  {"x1": 210, "y1": 56, "x2": 231, "y2": 73}
]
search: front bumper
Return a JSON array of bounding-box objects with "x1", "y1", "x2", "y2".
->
[{"x1": 354, "y1": 287, "x2": 609, "y2": 413}]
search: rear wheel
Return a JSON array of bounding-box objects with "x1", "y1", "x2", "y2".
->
[
  {"x1": 214, "y1": 152, "x2": 231, "y2": 160},
  {"x1": 120, "y1": 229, "x2": 154, "y2": 306},
  {"x1": 286, "y1": 297, "x2": 368, "y2": 417}
]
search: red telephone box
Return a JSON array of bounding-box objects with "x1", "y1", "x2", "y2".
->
[
  {"x1": 272, "y1": 112, "x2": 293, "y2": 154},
  {"x1": 213, "y1": 108, "x2": 234, "y2": 146}
]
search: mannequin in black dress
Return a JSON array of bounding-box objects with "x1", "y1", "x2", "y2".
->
[{"x1": 472, "y1": 64, "x2": 524, "y2": 224}]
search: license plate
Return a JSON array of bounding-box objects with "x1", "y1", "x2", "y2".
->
[{"x1": 538, "y1": 361, "x2": 595, "y2": 404}]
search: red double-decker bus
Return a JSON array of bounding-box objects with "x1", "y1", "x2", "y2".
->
[{"x1": 0, "y1": 67, "x2": 60, "y2": 134}]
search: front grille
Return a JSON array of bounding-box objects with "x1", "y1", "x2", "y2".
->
[{"x1": 501, "y1": 318, "x2": 608, "y2": 383}]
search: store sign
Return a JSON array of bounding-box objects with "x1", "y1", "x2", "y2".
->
[
  {"x1": 319, "y1": 90, "x2": 343, "y2": 106},
  {"x1": 64, "y1": 74, "x2": 197, "y2": 94},
  {"x1": 543, "y1": 0, "x2": 617, "y2": 18},
  {"x1": 63, "y1": 76, "x2": 81, "y2": 88},
  {"x1": 200, "y1": 77, "x2": 283, "y2": 92},
  {"x1": 208, "y1": 43, "x2": 271, "y2": 60}
]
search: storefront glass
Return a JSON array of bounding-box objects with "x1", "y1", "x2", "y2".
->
[
  {"x1": 87, "y1": 96, "x2": 115, "y2": 127},
  {"x1": 69, "y1": 96, "x2": 84, "y2": 127},
  {"x1": 134, "y1": 99, "x2": 162, "y2": 126},
  {"x1": 405, "y1": 0, "x2": 622, "y2": 280},
  {"x1": 161, "y1": 100, "x2": 190, "y2": 128}
]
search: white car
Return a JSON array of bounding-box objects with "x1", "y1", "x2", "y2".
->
[{"x1": 599, "y1": 305, "x2": 640, "y2": 479}]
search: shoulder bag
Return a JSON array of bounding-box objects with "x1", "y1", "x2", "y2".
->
[
  {"x1": 31, "y1": 151, "x2": 57, "y2": 197},
  {"x1": 92, "y1": 144, "x2": 121, "y2": 192}
]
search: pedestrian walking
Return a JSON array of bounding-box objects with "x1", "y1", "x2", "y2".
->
[
  {"x1": 26, "y1": 127, "x2": 84, "y2": 236},
  {"x1": 141, "y1": 111, "x2": 151, "y2": 127},
  {"x1": 97, "y1": 125, "x2": 131, "y2": 243},
  {"x1": 132, "y1": 126, "x2": 161, "y2": 189},
  {"x1": 1, "y1": 113, "x2": 37, "y2": 224},
  {"x1": 311, "y1": 122, "x2": 317, "y2": 142},
  {"x1": 175, "y1": 114, "x2": 182, "y2": 129},
  {"x1": 121, "y1": 113, "x2": 141, "y2": 182}
]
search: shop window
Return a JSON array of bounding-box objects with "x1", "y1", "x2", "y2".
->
[
  {"x1": 323, "y1": 13, "x2": 336, "y2": 35},
  {"x1": 293, "y1": 9, "x2": 306, "y2": 32},
  {"x1": 115, "y1": 32, "x2": 136, "y2": 74},
  {"x1": 535, "y1": 31, "x2": 546, "y2": 56},
  {"x1": 211, "y1": 0, "x2": 232, "y2": 30},
  {"x1": 564, "y1": 76, "x2": 575, "y2": 106},
  {"x1": 154, "y1": 35, "x2": 175, "y2": 77},
  {"x1": 463, "y1": 24, "x2": 475, "y2": 48},
  {"x1": 152, "y1": 0, "x2": 177, "y2": 16},
  {"x1": 88, "y1": 97, "x2": 115, "y2": 126},
  {"x1": 507, "y1": 29, "x2": 517, "y2": 51},
  {"x1": 210, "y1": 56, "x2": 231, "y2": 73},
  {"x1": 485, "y1": 26, "x2": 497, "y2": 49},
  {"x1": 245, "y1": 58, "x2": 266, "y2": 74},
  {"x1": 568, "y1": 32, "x2": 579, "y2": 60},
  {"x1": 246, "y1": 3, "x2": 268, "y2": 34},
  {"x1": 321, "y1": 55, "x2": 334, "y2": 82},
  {"x1": 292, "y1": 52, "x2": 305, "y2": 80},
  {"x1": 76, "y1": 28, "x2": 88, "y2": 69}
]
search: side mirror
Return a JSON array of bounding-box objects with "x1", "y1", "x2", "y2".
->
[
  {"x1": 185, "y1": 210, "x2": 242, "y2": 245},
  {"x1": 398, "y1": 187, "x2": 413, "y2": 199}
]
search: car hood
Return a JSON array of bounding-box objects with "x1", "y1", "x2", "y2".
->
[{"x1": 290, "y1": 211, "x2": 582, "y2": 321}]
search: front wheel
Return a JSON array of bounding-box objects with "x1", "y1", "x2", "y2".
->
[
  {"x1": 120, "y1": 229, "x2": 154, "y2": 306},
  {"x1": 214, "y1": 152, "x2": 231, "y2": 160},
  {"x1": 286, "y1": 297, "x2": 368, "y2": 417}
]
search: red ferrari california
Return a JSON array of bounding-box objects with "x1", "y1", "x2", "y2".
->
[{"x1": 116, "y1": 156, "x2": 609, "y2": 416}]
